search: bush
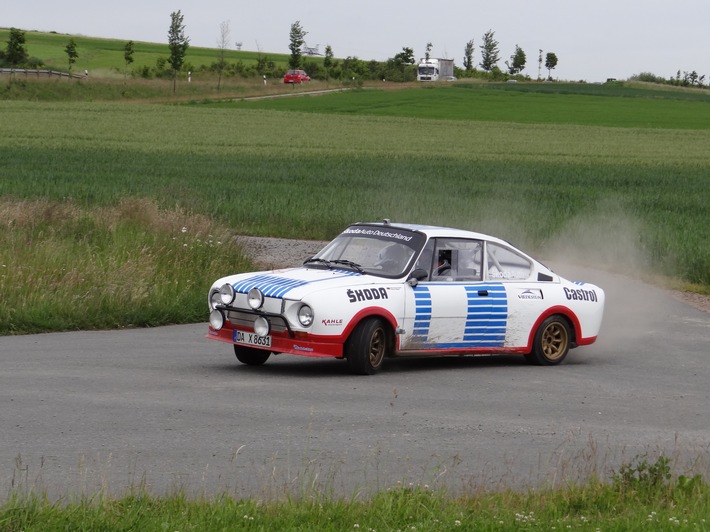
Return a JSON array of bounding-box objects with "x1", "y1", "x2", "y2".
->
[{"x1": 629, "y1": 72, "x2": 668, "y2": 84}]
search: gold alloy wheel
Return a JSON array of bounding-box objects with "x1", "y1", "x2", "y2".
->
[
  {"x1": 541, "y1": 321, "x2": 569, "y2": 362},
  {"x1": 369, "y1": 327, "x2": 386, "y2": 367}
]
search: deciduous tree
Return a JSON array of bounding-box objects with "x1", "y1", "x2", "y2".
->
[
  {"x1": 424, "y1": 42, "x2": 433, "y2": 61},
  {"x1": 324, "y1": 45, "x2": 334, "y2": 68},
  {"x1": 323, "y1": 44, "x2": 334, "y2": 74},
  {"x1": 506, "y1": 45, "x2": 526, "y2": 75},
  {"x1": 5, "y1": 28, "x2": 28, "y2": 66},
  {"x1": 168, "y1": 10, "x2": 190, "y2": 93},
  {"x1": 463, "y1": 39, "x2": 474, "y2": 71},
  {"x1": 288, "y1": 21, "x2": 307, "y2": 69},
  {"x1": 394, "y1": 47, "x2": 415, "y2": 65},
  {"x1": 545, "y1": 52, "x2": 558, "y2": 79},
  {"x1": 479, "y1": 30, "x2": 499, "y2": 72},
  {"x1": 65, "y1": 38, "x2": 78, "y2": 71},
  {"x1": 216, "y1": 20, "x2": 230, "y2": 91},
  {"x1": 424, "y1": 42, "x2": 434, "y2": 61},
  {"x1": 123, "y1": 40, "x2": 134, "y2": 79}
]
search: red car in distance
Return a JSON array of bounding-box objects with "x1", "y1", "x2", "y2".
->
[{"x1": 283, "y1": 70, "x2": 311, "y2": 84}]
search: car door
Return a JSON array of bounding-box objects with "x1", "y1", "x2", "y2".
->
[{"x1": 400, "y1": 238, "x2": 508, "y2": 351}]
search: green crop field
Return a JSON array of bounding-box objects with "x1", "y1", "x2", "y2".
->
[{"x1": 234, "y1": 82, "x2": 710, "y2": 128}]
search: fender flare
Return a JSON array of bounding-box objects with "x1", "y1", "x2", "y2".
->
[{"x1": 526, "y1": 305, "x2": 582, "y2": 351}]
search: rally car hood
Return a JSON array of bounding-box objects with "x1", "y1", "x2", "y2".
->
[{"x1": 212, "y1": 266, "x2": 390, "y2": 301}]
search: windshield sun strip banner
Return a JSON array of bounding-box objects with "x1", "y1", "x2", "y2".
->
[{"x1": 342, "y1": 225, "x2": 426, "y2": 250}]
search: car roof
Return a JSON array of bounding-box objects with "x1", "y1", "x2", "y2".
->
[{"x1": 351, "y1": 221, "x2": 512, "y2": 246}]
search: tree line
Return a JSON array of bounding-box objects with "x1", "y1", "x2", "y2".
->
[{"x1": 3, "y1": 18, "x2": 708, "y2": 89}]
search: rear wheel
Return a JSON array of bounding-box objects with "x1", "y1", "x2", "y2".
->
[
  {"x1": 346, "y1": 318, "x2": 388, "y2": 375},
  {"x1": 525, "y1": 316, "x2": 571, "y2": 366},
  {"x1": 234, "y1": 344, "x2": 271, "y2": 366}
]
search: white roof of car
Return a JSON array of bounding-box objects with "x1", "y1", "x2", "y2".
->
[{"x1": 359, "y1": 221, "x2": 509, "y2": 246}]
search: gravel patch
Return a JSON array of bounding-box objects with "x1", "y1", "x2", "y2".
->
[
  {"x1": 234, "y1": 235, "x2": 328, "y2": 270},
  {"x1": 671, "y1": 290, "x2": 710, "y2": 313}
]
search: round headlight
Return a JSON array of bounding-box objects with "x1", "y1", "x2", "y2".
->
[
  {"x1": 209, "y1": 309, "x2": 225, "y2": 330},
  {"x1": 298, "y1": 304, "x2": 314, "y2": 327},
  {"x1": 254, "y1": 316, "x2": 270, "y2": 337},
  {"x1": 209, "y1": 289, "x2": 222, "y2": 311},
  {"x1": 247, "y1": 287, "x2": 264, "y2": 309},
  {"x1": 219, "y1": 283, "x2": 236, "y2": 305}
]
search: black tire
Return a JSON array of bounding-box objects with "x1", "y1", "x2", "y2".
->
[
  {"x1": 233, "y1": 344, "x2": 271, "y2": 366},
  {"x1": 525, "y1": 315, "x2": 571, "y2": 366},
  {"x1": 346, "y1": 318, "x2": 388, "y2": 375}
]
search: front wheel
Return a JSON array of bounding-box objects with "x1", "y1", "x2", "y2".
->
[
  {"x1": 234, "y1": 344, "x2": 271, "y2": 366},
  {"x1": 525, "y1": 316, "x2": 571, "y2": 366},
  {"x1": 346, "y1": 318, "x2": 388, "y2": 375}
]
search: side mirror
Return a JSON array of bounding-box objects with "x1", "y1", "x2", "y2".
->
[{"x1": 407, "y1": 268, "x2": 428, "y2": 287}]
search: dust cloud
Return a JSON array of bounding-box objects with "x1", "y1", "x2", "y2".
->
[
  {"x1": 540, "y1": 202, "x2": 676, "y2": 352},
  {"x1": 544, "y1": 200, "x2": 651, "y2": 279}
]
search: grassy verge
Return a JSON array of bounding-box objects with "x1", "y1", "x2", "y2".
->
[
  {"x1": 0, "y1": 198, "x2": 252, "y2": 334},
  {"x1": 2, "y1": 457, "x2": 708, "y2": 531}
]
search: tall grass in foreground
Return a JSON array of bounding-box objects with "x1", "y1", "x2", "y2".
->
[
  {"x1": 2, "y1": 456, "x2": 708, "y2": 531},
  {"x1": 0, "y1": 198, "x2": 252, "y2": 334}
]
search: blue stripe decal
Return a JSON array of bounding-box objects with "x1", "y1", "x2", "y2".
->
[
  {"x1": 232, "y1": 270, "x2": 360, "y2": 299},
  {"x1": 412, "y1": 286, "x2": 432, "y2": 337},
  {"x1": 462, "y1": 284, "x2": 508, "y2": 348},
  {"x1": 412, "y1": 283, "x2": 508, "y2": 348}
]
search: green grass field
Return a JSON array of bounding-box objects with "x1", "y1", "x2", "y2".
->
[{"x1": 0, "y1": 28, "x2": 291, "y2": 75}]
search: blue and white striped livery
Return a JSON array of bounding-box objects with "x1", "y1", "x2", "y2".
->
[{"x1": 207, "y1": 221, "x2": 605, "y2": 374}]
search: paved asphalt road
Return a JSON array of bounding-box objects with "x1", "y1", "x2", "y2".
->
[{"x1": 1, "y1": 264, "x2": 709, "y2": 500}]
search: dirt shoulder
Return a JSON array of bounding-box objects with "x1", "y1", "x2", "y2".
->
[{"x1": 670, "y1": 290, "x2": 710, "y2": 313}]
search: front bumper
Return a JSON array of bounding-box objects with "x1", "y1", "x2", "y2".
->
[{"x1": 206, "y1": 324, "x2": 345, "y2": 359}]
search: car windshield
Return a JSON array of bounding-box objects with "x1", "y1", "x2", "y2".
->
[{"x1": 307, "y1": 225, "x2": 426, "y2": 278}]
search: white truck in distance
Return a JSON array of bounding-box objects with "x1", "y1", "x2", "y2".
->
[{"x1": 417, "y1": 58, "x2": 455, "y2": 81}]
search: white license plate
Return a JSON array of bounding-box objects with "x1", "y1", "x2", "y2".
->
[{"x1": 234, "y1": 330, "x2": 272, "y2": 348}]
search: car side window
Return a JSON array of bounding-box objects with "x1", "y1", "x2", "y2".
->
[
  {"x1": 486, "y1": 243, "x2": 533, "y2": 280},
  {"x1": 428, "y1": 238, "x2": 483, "y2": 282}
]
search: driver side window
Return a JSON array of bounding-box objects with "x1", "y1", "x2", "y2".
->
[{"x1": 427, "y1": 238, "x2": 483, "y2": 282}]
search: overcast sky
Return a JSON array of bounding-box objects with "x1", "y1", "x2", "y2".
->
[{"x1": 4, "y1": 1, "x2": 708, "y2": 82}]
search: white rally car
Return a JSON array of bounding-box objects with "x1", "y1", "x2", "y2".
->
[{"x1": 207, "y1": 221, "x2": 605, "y2": 374}]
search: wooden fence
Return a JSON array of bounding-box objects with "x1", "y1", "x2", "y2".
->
[{"x1": 0, "y1": 68, "x2": 85, "y2": 79}]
